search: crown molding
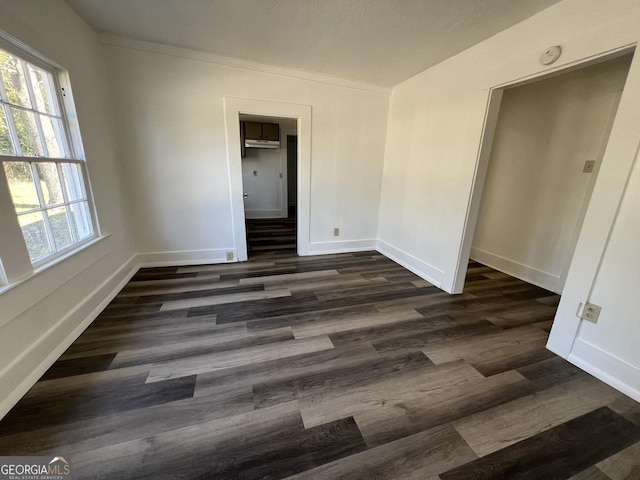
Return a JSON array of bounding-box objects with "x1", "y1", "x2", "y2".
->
[{"x1": 98, "y1": 35, "x2": 391, "y2": 96}]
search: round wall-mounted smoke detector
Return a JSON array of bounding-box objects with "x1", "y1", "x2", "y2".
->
[{"x1": 540, "y1": 46, "x2": 562, "y2": 65}]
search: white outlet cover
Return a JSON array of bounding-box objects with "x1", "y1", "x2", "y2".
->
[
  {"x1": 581, "y1": 302, "x2": 601, "y2": 323},
  {"x1": 540, "y1": 45, "x2": 562, "y2": 65}
]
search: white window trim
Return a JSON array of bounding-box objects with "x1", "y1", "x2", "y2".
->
[{"x1": 0, "y1": 30, "x2": 101, "y2": 289}]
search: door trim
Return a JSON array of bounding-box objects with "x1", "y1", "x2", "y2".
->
[
  {"x1": 452, "y1": 45, "x2": 639, "y2": 360},
  {"x1": 223, "y1": 97, "x2": 312, "y2": 260}
]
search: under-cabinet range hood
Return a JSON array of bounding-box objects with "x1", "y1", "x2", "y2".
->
[{"x1": 244, "y1": 138, "x2": 280, "y2": 149}]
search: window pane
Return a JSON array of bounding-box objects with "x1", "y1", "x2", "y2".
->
[
  {"x1": 18, "y1": 211, "x2": 52, "y2": 261},
  {"x1": 48, "y1": 206, "x2": 73, "y2": 250},
  {"x1": 10, "y1": 107, "x2": 44, "y2": 156},
  {"x1": 0, "y1": 107, "x2": 14, "y2": 155},
  {"x1": 61, "y1": 163, "x2": 86, "y2": 201},
  {"x1": 26, "y1": 64, "x2": 53, "y2": 114},
  {"x1": 35, "y1": 162, "x2": 64, "y2": 206},
  {"x1": 39, "y1": 114, "x2": 66, "y2": 158},
  {"x1": 4, "y1": 162, "x2": 40, "y2": 212},
  {"x1": 0, "y1": 50, "x2": 32, "y2": 109},
  {"x1": 70, "y1": 201, "x2": 92, "y2": 240}
]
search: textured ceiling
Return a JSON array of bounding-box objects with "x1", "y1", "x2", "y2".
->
[{"x1": 64, "y1": 0, "x2": 563, "y2": 87}]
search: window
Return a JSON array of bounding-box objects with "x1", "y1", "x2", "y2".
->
[{"x1": 0, "y1": 39, "x2": 97, "y2": 274}]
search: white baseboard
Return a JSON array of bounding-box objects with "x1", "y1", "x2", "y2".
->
[
  {"x1": 568, "y1": 338, "x2": 640, "y2": 403},
  {"x1": 137, "y1": 249, "x2": 236, "y2": 267},
  {"x1": 307, "y1": 239, "x2": 376, "y2": 255},
  {"x1": 0, "y1": 254, "x2": 139, "y2": 419},
  {"x1": 376, "y1": 239, "x2": 443, "y2": 288},
  {"x1": 470, "y1": 247, "x2": 560, "y2": 293},
  {"x1": 245, "y1": 210, "x2": 286, "y2": 219}
]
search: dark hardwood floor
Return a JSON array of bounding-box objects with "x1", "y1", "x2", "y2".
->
[{"x1": 0, "y1": 252, "x2": 638, "y2": 479}]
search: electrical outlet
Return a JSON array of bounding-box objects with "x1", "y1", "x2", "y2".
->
[
  {"x1": 583, "y1": 161, "x2": 595, "y2": 173},
  {"x1": 580, "y1": 302, "x2": 601, "y2": 323},
  {"x1": 253, "y1": 170, "x2": 258, "y2": 176},
  {"x1": 226, "y1": 252, "x2": 234, "y2": 261},
  {"x1": 333, "y1": 227, "x2": 340, "y2": 237}
]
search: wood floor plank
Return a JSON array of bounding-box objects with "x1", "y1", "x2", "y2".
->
[
  {"x1": 292, "y1": 309, "x2": 424, "y2": 339},
  {"x1": 370, "y1": 321, "x2": 501, "y2": 360},
  {"x1": 485, "y1": 302, "x2": 558, "y2": 329},
  {"x1": 194, "y1": 343, "x2": 382, "y2": 398},
  {"x1": 452, "y1": 375, "x2": 623, "y2": 457},
  {"x1": 329, "y1": 314, "x2": 486, "y2": 347},
  {"x1": 354, "y1": 370, "x2": 536, "y2": 447},
  {"x1": 118, "y1": 279, "x2": 240, "y2": 297},
  {"x1": 569, "y1": 467, "x2": 614, "y2": 480},
  {"x1": 462, "y1": 337, "x2": 555, "y2": 376},
  {"x1": 314, "y1": 281, "x2": 417, "y2": 301},
  {"x1": 40, "y1": 352, "x2": 116, "y2": 380},
  {"x1": 80, "y1": 313, "x2": 217, "y2": 335},
  {"x1": 110, "y1": 327, "x2": 295, "y2": 368},
  {"x1": 422, "y1": 325, "x2": 548, "y2": 365},
  {"x1": 284, "y1": 424, "x2": 477, "y2": 480},
  {"x1": 129, "y1": 271, "x2": 199, "y2": 282},
  {"x1": 533, "y1": 319, "x2": 554, "y2": 332},
  {"x1": 61, "y1": 322, "x2": 244, "y2": 360},
  {"x1": 246, "y1": 304, "x2": 380, "y2": 331},
  {"x1": 72, "y1": 401, "x2": 367, "y2": 480},
  {"x1": 2, "y1": 253, "x2": 637, "y2": 479},
  {"x1": 134, "y1": 283, "x2": 264, "y2": 304},
  {"x1": 70, "y1": 401, "x2": 301, "y2": 478},
  {"x1": 263, "y1": 273, "x2": 387, "y2": 293},
  {"x1": 440, "y1": 407, "x2": 640, "y2": 480},
  {"x1": 596, "y1": 441, "x2": 640, "y2": 480},
  {"x1": 119, "y1": 272, "x2": 221, "y2": 290},
  {"x1": 175, "y1": 261, "x2": 276, "y2": 274},
  {"x1": 0, "y1": 371, "x2": 196, "y2": 437},
  {"x1": 159, "y1": 287, "x2": 292, "y2": 311},
  {"x1": 253, "y1": 351, "x2": 432, "y2": 410},
  {"x1": 517, "y1": 356, "x2": 588, "y2": 389},
  {"x1": 71, "y1": 316, "x2": 233, "y2": 346},
  {"x1": 207, "y1": 286, "x2": 441, "y2": 325},
  {"x1": 146, "y1": 335, "x2": 335, "y2": 382},
  {"x1": 238, "y1": 269, "x2": 340, "y2": 285},
  {"x1": 98, "y1": 302, "x2": 162, "y2": 318},
  {"x1": 0, "y1": 384, "x2": 254, "y2": 456},
  {"x1": 375, "y1": 291, "x2": 476, "y2": 313},
  {"x1": 608, "y1": 395, "x2": 640, "y2": 426},
  {"x1": 298, "y1": 360, "x2": 483, "y2": 429}
]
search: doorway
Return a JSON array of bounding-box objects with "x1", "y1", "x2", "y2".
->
[
  {"x1": 239, "y1": 114, "x2": 298, "y2": 256},
  {"x1": 223, "y1": 97, "x2": 312, "y2": 262},
  {"x1": 454, "y1": 52, "x2": 633, "y2": 295}
]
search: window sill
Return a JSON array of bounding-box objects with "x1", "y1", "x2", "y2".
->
[{"x1": 0, "y1": 233, "x2": 111, "y2": 297}]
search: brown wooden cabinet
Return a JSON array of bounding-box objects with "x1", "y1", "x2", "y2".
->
[
  {"x1": 243, "y1": 122, "x2": 280, "y2": 141},
  {"x1": 261, "y1": 123, "x2": 280, "y2": 141}
]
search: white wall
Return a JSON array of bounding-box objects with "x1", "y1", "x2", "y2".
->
[
  {"x1": 572, "y1": 154, "x2": 640, "y2": 396},
  {"x1": 242, "y1": 147, "x2": 285, "y2": 219},
  {"x1": 378, "y1": 0, "x2": 640, "y2": 399},
  {"x1": 0, "y1": 0, "x2": 135, "y2": 417},
  {"x1": 103, "y1": 39, "x2": 390, "y2": 262},
  {"x1": 472, "y1": 56, "x2": 630, "y2": 293}
]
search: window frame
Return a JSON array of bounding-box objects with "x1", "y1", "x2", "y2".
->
[{"x1": 0, "y1": 31, "x2": 100, "y2": 285}]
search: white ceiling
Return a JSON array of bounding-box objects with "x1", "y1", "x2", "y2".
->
[{"x1": 64, "y1": 0, "x2": 563, "y2": 87}]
